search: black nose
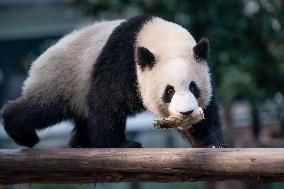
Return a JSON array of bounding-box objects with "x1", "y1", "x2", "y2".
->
[{"x1": 180, "y1": 110, "x2": 193, "y2": 116}]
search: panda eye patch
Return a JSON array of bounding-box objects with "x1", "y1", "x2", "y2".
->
[
  {"x1": 189, "y1": 81, "x2": 201, "y2": 98},
  {"x1": 163, "y1": 85, "x2": 175, "y2": 103}
]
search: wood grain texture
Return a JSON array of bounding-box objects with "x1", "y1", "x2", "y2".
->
[{"x1": 0, "y1": 148, "x2": 283, "y2": 184}]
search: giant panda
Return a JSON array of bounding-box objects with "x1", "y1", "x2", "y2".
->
[{"x1": 1, "y1": 15, "x2": 224, "y2": 148}]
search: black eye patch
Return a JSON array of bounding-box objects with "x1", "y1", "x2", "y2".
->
[
  {"x1": 189, "y1": 81, "x2": 201, "y2": 98},
  {"x1": 163, "y1": 85, "x2": 175, "y2": 103}
]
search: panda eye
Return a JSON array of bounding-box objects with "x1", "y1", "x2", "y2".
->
[
  {"x1": 163, "y1": 85, "x2": 175, "y2": 103},
  {"x1": 189, "y1": 81, "x2": 201, "y2": 98}
]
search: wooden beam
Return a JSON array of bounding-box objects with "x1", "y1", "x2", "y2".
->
[{"x1": 0, "y1": 148, "x2": 283, "y2": 184}]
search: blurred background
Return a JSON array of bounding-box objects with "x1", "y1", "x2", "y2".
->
[{"x1": 0, "y1": 0, "x2": 283, "y2": 189}]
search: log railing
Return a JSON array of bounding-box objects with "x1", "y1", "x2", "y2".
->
[{"x1": 0, "y1": 148, "x2": 283, "y2": 184}]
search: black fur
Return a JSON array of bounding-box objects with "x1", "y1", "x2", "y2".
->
[
  {"x1": 2, "y1": 97, "x2": 69, "y2": 147},
  {"x1": 189, "y1": 81, "x2": 201, "y2": 98},
  {"x1": 69, "y1": 119, "x2": 89, "y2": 148},
  {"x1": 2, "y1": 15, "x2": 224, "y2": 148},
  {"x1": 137, "y1": 47, "x2": 156, "y2": 70},
  {"x1": 82, "y1": 15, "x2": 152, "y2": 147},
  {"x1": 193, "y1": 37, "x2": 210, "y2": 62},
  {"x1": 162, "y1": 85, "x2": 175, "y2": 103},
  {"x1": 1, "y1": 15, "x2": 152, "y2": 148}
]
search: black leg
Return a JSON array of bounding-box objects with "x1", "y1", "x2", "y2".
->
[
  {"x1": 179, "y1": 96, "x2": 225, "y2": 148},
  {"x1": 2, "y1": 97, "x2": 68, "y2": 148},
  {"x1": 69, "y1": 119, "x2": 90, "y2": 148},
  {"x1": 87, "y1": 70, "x2": 144, "y2": 148},
  {"x1": 85, "y1": 107, "x2": 142, "y2": 148},
  {"x1": 87, "y1": 118, "x2": 142, "y2": 147},
  {"x1": 87, "y1": 110, "x2": 127, "y2": 147}
]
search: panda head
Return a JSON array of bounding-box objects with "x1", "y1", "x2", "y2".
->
[{"x1": 135, "y1": 17, "x2": 212, "y2": 119}]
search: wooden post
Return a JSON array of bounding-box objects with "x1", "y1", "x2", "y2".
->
[{"x1": 0, "y1": 148, "x2": 283, "y2": 184}]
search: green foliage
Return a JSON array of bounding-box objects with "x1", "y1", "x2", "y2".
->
[{"x1": 70, "y1": 0, "x2": 284, "y2": 102}]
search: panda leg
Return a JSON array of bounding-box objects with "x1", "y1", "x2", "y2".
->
[
  {"x1": 179, "y1": 96, "x2": 225, "y2": 148},
  {"x1": 86, "y1": 111, "x2": 142, "y2": 148},
  {"x1": 1, "y1": 97, "x2": 68, "y2": 148},
  {"x1": 69, "y1": 119, "x2": 90, "y2": 148}
]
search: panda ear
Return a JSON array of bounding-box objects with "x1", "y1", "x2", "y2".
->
[
  {"x1": 193, "y1": 37, "x2": 210, "y2": 62},
  {"x1": 137, "y1": 47, "x2": 156, "y2": 71}
]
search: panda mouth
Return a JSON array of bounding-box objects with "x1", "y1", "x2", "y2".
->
[
  {"x1": 179, "y1": 110, "x2": 194, "y2": 117},
  {"x1": 158, "y1": 107, "x2": 205, "y2": 129}
]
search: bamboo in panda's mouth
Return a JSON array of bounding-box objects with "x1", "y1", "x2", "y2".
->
[{"x1": 153, "y1": 107, "x2": 205, "y2": 129}]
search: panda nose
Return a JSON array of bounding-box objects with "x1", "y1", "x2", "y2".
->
[{"x1": 180, "y1": 110, "x2": 193, "y2": 116}]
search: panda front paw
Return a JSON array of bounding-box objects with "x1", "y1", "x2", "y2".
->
[
  {"x1": 119, "y1": 140, "x2": 142, "y2": 148},
  {"x1": 201, "y1": 142, "x2": 226, "y2": 148},
  {"x1": 210, "y1": 143, "x2": 226, "y2": 148}
]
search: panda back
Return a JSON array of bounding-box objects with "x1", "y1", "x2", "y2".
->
[{"x1": 22, "y1": 20, "x2": 124, "y2": 118}]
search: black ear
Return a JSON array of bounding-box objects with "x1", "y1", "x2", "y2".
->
[
  {"x1": 193, "y1": 37, "x2": 210, "y2": 62},
  {"x1": 137, "y1": 47, "x2": 155, "y2": 70}
]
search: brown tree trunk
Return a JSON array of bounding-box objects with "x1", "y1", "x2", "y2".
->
[{"x1": 0, "y1": 148, "x2": 283, "y2": 184}]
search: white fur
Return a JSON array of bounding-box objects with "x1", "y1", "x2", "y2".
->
[
  {"x1": 22, "y1": 16, "x2": 212, "y2": 121},
  {"x1": 23, "y1": 20, "x2": 124, "y2": 118},
  {"x1": 169, "y1": 92, "x2": 198, "y2": 117},
  {"x1": 135, "y1": 17, "x2": 212, "y2": 118}
]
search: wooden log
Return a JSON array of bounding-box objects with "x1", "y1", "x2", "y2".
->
[{"x1": 0, "y1": 148, "x2": 283, "y2": 184}]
